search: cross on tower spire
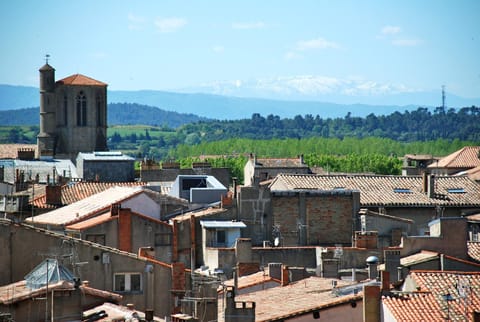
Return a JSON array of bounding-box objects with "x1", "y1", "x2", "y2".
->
[{"x1": 45, "y1": 54, "x2": 50, "y2": 64}]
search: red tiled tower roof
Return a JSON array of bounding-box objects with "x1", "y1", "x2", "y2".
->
[{"x1": 56, "y1": 74, "x2": 107, "y2": 86}]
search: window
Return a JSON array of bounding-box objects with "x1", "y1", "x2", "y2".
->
[
  {"x1": 76, "y1": 92, "x2": 87, "y2": 126},
  {"x1": 96, "y1": 95, "x2": 103, "y2": 126},
  {"x1": 86, "y1": 234, "x2": 106, "y2": 245},
  {"x1": 114, "y1": 273, "x2": 142, "y2": 293},
  {"x1": 216, "y1": 230, "x2": 226, "y2": 245},
  {"x1": 63, "y1": 96, "x2": 68, "y2": 125},
  {"x1": 155, "y1": 233, "x2": 172, "y2": 246}
]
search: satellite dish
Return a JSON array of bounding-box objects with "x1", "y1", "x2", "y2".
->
[{"x1": 274, "y1": 237, "x2": 280, "y2": 247}]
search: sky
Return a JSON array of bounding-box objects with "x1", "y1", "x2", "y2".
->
[{"x1": 1, "y1": 0, "x2": 479, "y2": 102}]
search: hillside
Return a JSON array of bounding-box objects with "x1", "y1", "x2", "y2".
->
[
  {"x1": 0, "y1": 84, "x2": 443, "y2": 120},
  {"x1": 0, "y1": 103, "x2": 208, "y2": 127}
]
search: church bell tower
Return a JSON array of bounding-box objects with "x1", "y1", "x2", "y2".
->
[{"x1": 37, "y1": 54, "x2": 57, "y2": 158}]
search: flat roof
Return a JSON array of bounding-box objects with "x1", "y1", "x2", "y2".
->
[{"x1": 200, "y1": 220, "x2": 246, "y2": 229}]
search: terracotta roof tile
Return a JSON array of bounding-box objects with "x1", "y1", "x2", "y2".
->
[
  {"x1": 222, "y1": 270, "x2": 280, "y2": 292},
  {"x1": 235, "y1": 276, "x2": 362, "y2": 321},
  {"x1": 256, "y1": 157, "x2": 308, "y2": 168},
  {"x1": 32, "y1": 181, "x2": 146, "y2": 209},
  {"x1": 429, "y1": 146, "x2": 480, "y2": 169},
  {"x1": 269, "y1": 174, "x2": 480, "y2": 207},
  {"x1": 0, "y1": 280, "x2": 74, "y2": 305},
  {"x1": 467, "y1": 165, "x2": 480, "y2": 181},
  {"x1": 0, "y1": 144, "x2": 37, "y2": 159},
  {"x1": 468, "y1": 242, "x2": 480, "y2": 262},
  {"x1": 383, "y1": 292, "x2": 445, "y2": 321},
  {"x1": 56, "y1": 73, "x2": 107, "y2": 86},
  {"x1": 26, "y1": 186, "x2": 145, "y2": 226},
  {"x1": 390, "y1": 270, "x2": 480, "y2": 321}
]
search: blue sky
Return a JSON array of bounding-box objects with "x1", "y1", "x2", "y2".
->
[{"x1": 1, "y1": 0, "x2": 479, "y2": 102}]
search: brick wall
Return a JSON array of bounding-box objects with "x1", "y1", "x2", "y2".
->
[{"x1": 271, "y1": 191, "x2": 358, "y2": 246}]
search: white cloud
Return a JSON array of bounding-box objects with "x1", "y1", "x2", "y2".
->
[
  {"x1": 296, "y1": 37, "x2": 339, "y2": 51},
  {"x1": 232, "y1": 21, "x2": 265, "y2": 30},
  {"x1": 381, "y1": 25, "x2": 401, "y2": 35},
  {"x1": 128, "y1": 13, "x2": 146, "y2": 31},
  {"x1": 154, "y1": 17, "x2": 187, "y2": 33},
  {"x1": 392, "y1": 38, "x2": 421, "y2": 46},
  {"x1": 212, "y1": 45, "x2": 224, "y2": 53}
]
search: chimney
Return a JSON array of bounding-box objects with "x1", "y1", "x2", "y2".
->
[
  {"x1": 422, "y1": 172, "x2": 428, "y2": 193},
  {"x1": 281, "y1": 265, "x2": 289, "y2": 286},
  {"x1": 110, "y1": 203, "x2": 121, "y2": 216},
  {"x1": 45, "y1": 185, "x2": 62, "y2": 205},
  {"x1": 268, "y1": 263, "x2": 282, "y2": 280},
  {"x1": 363, "y1": 284, "x2": 380, "y2": 322},
  {"x1": 381, "y1": 270, "x2": 390, "y2": 292},
  {"x1": 366, "y1": 256, "x2": 379, "y2": 280},
  {"x1": 384, "y1": 250, "x2": 401, "y2": 283},
  {"x1": 235, "y1": 238, "x2": 252, "y2": 263},
  {"x1": 118, "y1": 208, "x2": 132, "y2": 252},
  {"x1": 427, "y1": 174, "x2": 435, "y2": 198}
]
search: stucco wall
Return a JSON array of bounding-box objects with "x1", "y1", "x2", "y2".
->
[{"x1": 0, "y1": 221, "x2": 175, "y2": 317}]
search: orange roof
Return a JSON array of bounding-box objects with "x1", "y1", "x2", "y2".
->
[
  {"x1": 385, "y1": 270, "x2": 480, "y2": 321},
  {"x1": 222, "y1": 270, "x2": 279, "y2": 291},
  {"x1": 56, "y1": 73, "x2": 107, "y2": 86},
  {"x1": 382, "y1": 292, "x2": 445, "y2": 321},
  {"x1": 269, "y1": 173, "x2": 480, "y2": 207},
  {"x1": 32, "y1": 181, "x2": 146, "y2": 209},
  {"x1": 65, "y1": 212, "x2": 115, "y2": 230},
  {"x1": 236, "y1": 276, "x2": 361, "y2": 321},
  {"x1": 429, "y1": 146, "x2": 480, "y2": 169},
  {"x1": 467, "y1": 165, "x2": 480, "y2": 181},
  {"x1": 256, "y1": 157, "x2": 307, "y2": 168},
  {"x1": 66, "y1": 209, "x2": 172, "y2": 231},
  {"x1": 468, "y1": 242, "x2": 480, "y2": 262},
  {"x1": 0, "y1": 144, "x2": 37, "y2": 159}
]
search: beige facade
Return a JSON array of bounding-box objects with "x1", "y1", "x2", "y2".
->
[{"x1": 37, "y1": 63, "x2": 108, "y2": 161}]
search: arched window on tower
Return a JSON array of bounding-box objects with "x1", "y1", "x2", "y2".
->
[
  {"x1": 96, "y1": 94, "x2": 104, "y2": 126},
  {"x1": 63, "y1": 95, "x2": 68, "y2": 125},
  {"x1": 76, "y1": 92, "x2": 87, "y2": 126}
]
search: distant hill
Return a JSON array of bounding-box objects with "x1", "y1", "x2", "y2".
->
[
  {"x1": 0, "y1": 103, "x2": 208, "y2": 127},
  {"x1": 0, "y1": 84, "x2": 445, "y2": 121}
]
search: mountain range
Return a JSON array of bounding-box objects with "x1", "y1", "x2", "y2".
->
[{"x1": 1, "y1": 83, "x2": 479, "y2": 122}]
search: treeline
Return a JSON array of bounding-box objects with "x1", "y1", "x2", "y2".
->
[
  {"x1": 170, "y1": 136, "x2": 475, "y2": 180},
  {"x1": 177, "y1": 106, "x2": 480, "y2": 143}
]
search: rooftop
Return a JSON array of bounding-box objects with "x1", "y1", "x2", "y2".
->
[
  {"x1": 428, "y1": 146, "x2": 480, "y2": 169},
  {"x1": 269, "y1": 173, "x2": 480, "y2": 207},
  {"x1": 384, "y1": 270, "x2": 480, "y2": 321},
  {"x1": 236, "y1": 276, "x2": 362, "y2": 321},
  {"x1": 31, "y1": 181, "x2": 146, "y2": 209},
  {"x1": 254, "y1": 157, "x2": 308, "y2": 168},
  {"x1": 0, "y1": 144, "x2": 37, "y2": 159},
  {"x1": 25, "y1": 186, "x2": 144, "y2": 226},
  {"x1": 56, "y1": 73, "x2": 107, "y2": 86},
  {"x1": 78, "y1": 151, "x2": 135, "y2": 161}
]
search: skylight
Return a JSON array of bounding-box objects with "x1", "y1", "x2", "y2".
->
[
  {"x1": 447, "y1": 188, "x2": 465, "y2": 194},
  {"x1": 393, "y1": 188, "x2": 412, "y2": 193}
]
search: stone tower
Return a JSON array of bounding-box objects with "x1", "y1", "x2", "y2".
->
[
  {"x1": 37, "y1": 59, "x2": 108, "y2": 161},
  {"x1": 37, "y1": 62, "x2": 57, "y2": 158}
]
